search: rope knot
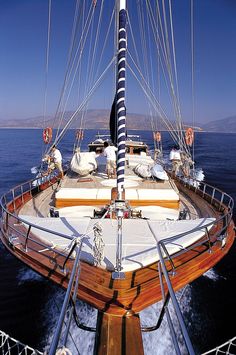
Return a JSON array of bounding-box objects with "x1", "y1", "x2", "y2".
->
[{"x1": 55, "y1": 347, "x2": 72, "y2": 355}]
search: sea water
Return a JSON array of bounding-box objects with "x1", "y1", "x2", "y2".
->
[{"x1": 0, "y1": 129, "x2": 235, "y2": 354}]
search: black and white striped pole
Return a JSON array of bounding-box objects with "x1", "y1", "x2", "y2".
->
[
  {"x1": 116, "y1": 0, "x2": 127, "y2": 200},
  {"x1": 113, "y1": 0, "x2": 127, "y2": 279}
]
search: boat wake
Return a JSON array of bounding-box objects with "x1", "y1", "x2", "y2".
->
[
  {"x1": 194, "y1": 168, "x2": 205, "y2": 182},
  {"x1": 203, "y1": 268, "x2": 225, "y2": 281},
  {"x1": 141, "y1": 286, "x2": 193, "y2": 355},
  {"x1": 17, "y1": 266, "x2": 44, "y2": 285},
  {"x1": 21, "y1": 284, "x2": 194, "y2": 354},
  {"x1": 42, "y1": 290, "x2": 97, "y2": 354},
  {"x1": 15, "y1": 264, "x2": 196, "y2": 354}
]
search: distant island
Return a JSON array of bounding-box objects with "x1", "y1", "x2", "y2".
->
[{"x1": 0, "y1": 110, "x2": 236, "y2": 133}]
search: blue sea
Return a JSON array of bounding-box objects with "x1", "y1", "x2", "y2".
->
[{"x1": 0, "y1": 129, "x2": 235, "y2": 354}]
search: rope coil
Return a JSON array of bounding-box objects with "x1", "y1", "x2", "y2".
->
[{"x1": 93, "y1": 222, "x2": 105, "y2": 266}]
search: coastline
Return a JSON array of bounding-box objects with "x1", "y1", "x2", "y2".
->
[{"x1": 0, "y1": 127, "x2": 235, "y2": 133}]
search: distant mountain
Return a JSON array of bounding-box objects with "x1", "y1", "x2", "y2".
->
[
  {"x1": 0, "y1": 110, "x2": 236, "y2": 132},
  {"x1": 0, "y1": 110, "x2": 162, "y2": 130},
  {"x1": 201, "y1": 115, "x2": 236, "y2": 132}
]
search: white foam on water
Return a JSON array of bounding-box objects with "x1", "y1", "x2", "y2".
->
[
  {"x1": 141, "y1": 286, "x2": 192, "y2": 355},
  {"x1": 17, "y1": 267, "x2": 44, "y2": 284},
  {"x1": 203, "y1": 268, "x2": 223, "y2": 281},
  {"x1": 141, "y1": 302, "x2": 175, "y2": 355},
  {"x1": 13, "y1": 271, "x2": 201, "y2": 355},
  {"x1": 194, "y1": 168, "x2": 205, "y2": 182},
  {"x1": 39, "y1": 284, "x2": 196, "y2": 354},
  {"x1": 43, "y1": 290, "x2": 97, "y2": 354},
  {"x1": 31, "y1": 166, "x2": 39, "y2": 174}
]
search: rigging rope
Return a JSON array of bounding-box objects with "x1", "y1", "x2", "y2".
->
[
  {"x1": 128, "y1": 0, "x2": 193, "y2": 158},
  {"x1": 49, "y1": 56, "x2": 116, "y2": 150},
  {"x1": 77, "y1": 0, "x2": 106, "y2": 149},
  {"x1": 191, "y1": 0, "x2": 196, "y2": 169},
  {"x1": 43, "y1": 0, "x2": 51, "y2": 124},
  {"x1": 53, "y1": 1, "x2": 95, "y2": 140},
  {"x1": 40, "y1": 0, "x2": 195, "y2": 169},
  {"x1": 127, "y1": 56, "x2": 179, "y2": 142},
  {"x1": 41, "y1": 0, "x2": 52, "y2": 163},
  {"x1": 128, "y1": 2, "x2": 177, "y2": 140}
]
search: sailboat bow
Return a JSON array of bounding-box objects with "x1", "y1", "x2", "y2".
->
[{"x1": 0, "y1": 0, "x2": 235, "y2": 354}]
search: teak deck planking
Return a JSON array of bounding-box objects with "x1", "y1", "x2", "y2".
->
[{"x1": 0, "y1": 173, "x2": 235, "y2": 354}]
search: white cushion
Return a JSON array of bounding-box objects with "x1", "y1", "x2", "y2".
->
[
  {"x1": 137, "y1": 189, "x2": 179, "y2": 201},
  {"x1": 97, "y1": 189, "x2": 111, "y2": 199},
  {"x1": 56, "y1": 188, "x2": 98, "y2": 199},
  {"x1": 125, "y1": 189, "x2": 139, "y2": 200}
]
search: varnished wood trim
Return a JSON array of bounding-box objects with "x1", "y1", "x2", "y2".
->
[
  {"x1": 94, "y1": 311, "x2": 144, "y2": 355},
  {"x1": 55, "y1": 198, "x2": 179, "y2": 209},
  {"x1": 1, "y1": 177, "x2": 235, "y2": 318}
]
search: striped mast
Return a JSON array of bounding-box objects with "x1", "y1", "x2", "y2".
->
[
  {"x1": 112, "y1": 0, "x2": 127, "y2": 278},
  {"x1": 116, "y1": 0, "x2": 127, "y2": 200}
]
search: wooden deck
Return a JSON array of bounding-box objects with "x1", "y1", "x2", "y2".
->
[
  {"x1": 1, "y1": 171, "x2": 234, "y2": 314},
  {"x1": 20, "y1": 166, "x2": 181, "y2": 216},
  {"x1": 0, "y1": 168, "x2": 235, "y2": 354}
]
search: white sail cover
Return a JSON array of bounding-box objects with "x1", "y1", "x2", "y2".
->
[
  {"x1": 70, "y1": 151, "x2": 97, "y2": 176},
  {"x1": 151, "y1": 163, "x2": 169, "y2": 181},
  {"x1": 134, "y1": 163, "x2": 152, "y2": 178}
]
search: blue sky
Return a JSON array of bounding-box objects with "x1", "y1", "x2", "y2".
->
[{"x1": 0, "y1": 0, "x2": 236, "y2": 123}]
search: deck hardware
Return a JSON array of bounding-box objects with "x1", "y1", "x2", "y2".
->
[
  {"x1": 219, "y1": 193, "x2": 225, "y2": 211},
  {"x1": 202, "y1": 184, "x2": 206, "y2": 198},
  {"x1": 50, "y1": 207, "x2": 59, "y2": 218},
  {"x1": 93, "y1": 207, "x2": 107, "y2": 218},
  {"x1": 178, "y1": 209, "x2": 188, "y2": 220},
  {"x1": 12, "y1": 189, "x2": 16, "y2": 211},
  {"x1": 62, "y1": 239, "x2": 81, "y2": 270},
  {"x1": 217, "y1": 234, "x2": 227, "y2": 248},
  {"x1": 205, "y1": 227, "x2": 213, "y2": 254},
  {"x1": 58, "y1": 265, "x2": 69, "y2": 275},
  {"x1": 24, "y1": 225, "x2": 32, "y2": 252},
  {"x1": 211, "y1": 188, "x2": 216, "y2": 204},
  {"x1": 111, "y1": 200, "x2": 126, "y2": 280},
  {"x1": 131, "y1": 209, "x2": 142, "y2": 218},
  {"x1": 9, "y1": 234, "x2": 20, "y2": 247},
  {"x1": 160, "y1": 242, "x2": 176, "y2": 276},
  {"x1": 29, "y1": 181, "x2": 32, "y2": 197},
  {"x1": 21, "y1": 185, "x2": 24, "y2": 204}
]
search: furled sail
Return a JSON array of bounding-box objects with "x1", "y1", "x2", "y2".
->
[{"x1": 109, "y1": 96, "x2": 117, "y2": 145}]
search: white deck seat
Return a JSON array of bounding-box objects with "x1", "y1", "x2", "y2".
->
[
  {"x1": 125, "y1": 189, "x2": 139, "y2": 200},
  {"x1": 136, "y1": 206, "x2": 179, "y2": 220},
  {"x1": 56, "y1": 188, "x2": 179, "y2": 202},
  {"x1": 56, "y1": 188, "x2": 111, "y2": 201},
  {"x1": 55, "y1": 206, "x2": 96, "y2": 218},
  {"x1": 137, "y1": 188, "x2": 179, "y2": 201},
  {"x1": 19, "y1": 215, "x2": 215, "y2": 272},
  {"x1": 56, "y1": 188, "x2": 98, "y2": 199},
  {"x1": 96, "y1": 189, "x2": 112, "y2": 199}
]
